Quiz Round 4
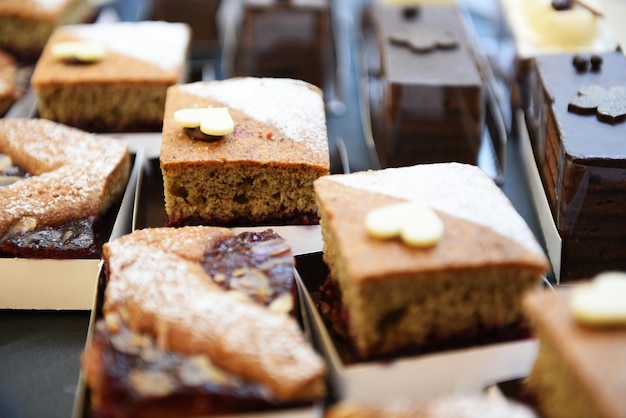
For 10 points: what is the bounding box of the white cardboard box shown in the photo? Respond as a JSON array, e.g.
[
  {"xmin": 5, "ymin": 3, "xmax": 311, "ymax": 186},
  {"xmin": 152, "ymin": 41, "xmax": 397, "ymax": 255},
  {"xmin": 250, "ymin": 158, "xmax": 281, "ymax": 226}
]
[{"xmin": 515, "ymin": 110, "xmax": 563, "ymax": 283}]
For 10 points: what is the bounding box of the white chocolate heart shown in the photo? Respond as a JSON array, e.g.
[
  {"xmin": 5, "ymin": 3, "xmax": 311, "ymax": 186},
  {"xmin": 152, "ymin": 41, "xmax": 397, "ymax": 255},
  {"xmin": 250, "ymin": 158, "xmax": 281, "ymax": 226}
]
[
  {"xmin": 570, "ymin": 271, "xmax": 626, "ymax": 326},
  {"xmin": 365, "ymin": 202, "xmax": 443, "ymax": 247},
  {"xmin": 51, "ymin": 41, "xmax": 107, "ymax": 63},
  {"xmin": 173, "ymin": 107, "xmax": 235, "ymax": 136}
]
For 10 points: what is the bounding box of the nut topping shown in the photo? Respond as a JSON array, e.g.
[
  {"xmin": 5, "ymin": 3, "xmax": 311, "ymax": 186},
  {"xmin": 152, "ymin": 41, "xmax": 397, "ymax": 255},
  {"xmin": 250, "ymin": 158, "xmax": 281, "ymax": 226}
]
[
  {"xmin": 128, "ymin": 370, "xmax": 175, "ymax": 397},
  {"xmin": 268, "ymin": 293, "xmax": 294, "ymax": 314},
  {"xmin": 230, "ymin": 268, "xmax": 272, "ymax": 303},
  {"xmin": 178, "ymin": 356, "xmax": 233, "ymax": 387},
  {"xmin": 5, "ymin": 217, "xmax": 37, "ymax": 238}
]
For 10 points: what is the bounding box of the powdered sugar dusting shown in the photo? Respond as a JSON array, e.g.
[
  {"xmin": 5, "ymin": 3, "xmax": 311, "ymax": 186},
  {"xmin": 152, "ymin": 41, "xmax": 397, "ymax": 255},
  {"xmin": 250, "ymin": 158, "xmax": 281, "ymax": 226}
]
[
  {"xmin": 103, "ymin": 228, "xmax": 326, "ymax": 400},
  {"xmin": 0, "ymin": 119, "xmax": 129, "ymax": 238},
  {"xmin": 178, "ymin": 79, "xmax": 328, "ymax": 157},
  {"xmin": 67, "ymin": 22, "xmax": 190, "ymax": 71},
  {"xmin": 328, "ymin": 163, "xmax": 544, "ymax": 255}
]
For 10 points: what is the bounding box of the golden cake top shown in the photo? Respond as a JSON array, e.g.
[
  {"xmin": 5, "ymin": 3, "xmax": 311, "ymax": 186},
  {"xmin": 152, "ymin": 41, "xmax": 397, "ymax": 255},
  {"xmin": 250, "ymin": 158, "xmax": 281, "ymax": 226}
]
[
  {"xmin": 523, "ymin": 285, "xmax": 626, "ymax": 418},
  {"xmin": 315, "ymin": 163, "xmax": 549, "ymax": 281},
  {"xmin": 161, "ymin": 78, "xmax": 330, "ymax": 169},
  {"xmin": 32, "ymin": 21, "xmax": 191, "ymax": 85}
]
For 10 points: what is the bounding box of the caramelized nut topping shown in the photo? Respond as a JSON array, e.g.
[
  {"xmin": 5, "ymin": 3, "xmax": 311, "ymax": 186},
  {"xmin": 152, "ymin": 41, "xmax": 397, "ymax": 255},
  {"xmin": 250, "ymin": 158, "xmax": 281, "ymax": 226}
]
[
  {"xmin": 5, "ymin": 217, "xmax": 37, "ymax": 238},
  {"xmin": 104, "ymin": 312, "xmax": 121, "ymax": 334},
  {"xmin": 178, "ymin": 356, "xmax": 233, "ymax": 387},
  {"xmin": 128, "ymin": 370, "xmax": 176, "ymax": 397},
  {"xmin": 268, "ymin": 293, "xmax": 294, "ymax": 314}
]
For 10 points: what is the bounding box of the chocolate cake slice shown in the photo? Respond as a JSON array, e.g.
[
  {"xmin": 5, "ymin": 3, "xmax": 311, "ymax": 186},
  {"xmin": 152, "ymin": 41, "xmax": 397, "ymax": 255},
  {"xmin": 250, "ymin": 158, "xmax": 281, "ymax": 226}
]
[
  {"xmin": 232, "ymin": 0, "xmax": 336, "ymax": 91},
  {"xmin": 525, "ymin": 51, "xmax": 626, "ymax": 281},
  {"xmin": 362, "ymin": 2, "xmax": 484, "ymax": 167}
]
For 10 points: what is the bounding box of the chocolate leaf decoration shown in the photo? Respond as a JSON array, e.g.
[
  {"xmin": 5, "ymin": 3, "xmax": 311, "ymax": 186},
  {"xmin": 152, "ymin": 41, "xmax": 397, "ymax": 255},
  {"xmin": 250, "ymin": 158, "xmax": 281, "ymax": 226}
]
[
  {"xmin": 568, "ymin": 84, "xmax": 626, "ymax": 124},
  {"xmin": 389, "ymin": 26, "xmax": 458, "ymax": 53}
]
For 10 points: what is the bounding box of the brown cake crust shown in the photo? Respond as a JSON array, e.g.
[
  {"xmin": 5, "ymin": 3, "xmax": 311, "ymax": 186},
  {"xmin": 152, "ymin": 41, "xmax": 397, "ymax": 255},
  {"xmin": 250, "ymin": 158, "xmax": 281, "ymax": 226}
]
[
  {"xmin": 523, "ymin": 288, "xmax": 626, "ymax": 418},
  {"xmin": 314, "ymin": 163, "xmax": 549, "ymax": 359},
  {"xmin": 0, "ymin": 118, "xmax": 130, "ymax": 244},
  {"xmin": 160, "ymin": 78, "xmax": 330, "ymax": 227},
  {"xmin": 97, "ymin": 226, "xmax": 327, "ymax": 403}
]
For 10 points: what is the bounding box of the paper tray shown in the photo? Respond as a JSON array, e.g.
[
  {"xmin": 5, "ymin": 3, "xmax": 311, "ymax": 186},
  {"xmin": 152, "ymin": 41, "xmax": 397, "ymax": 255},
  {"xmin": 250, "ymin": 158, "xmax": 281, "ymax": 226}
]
[
  {"xmin": 295, "ymin": 252, "xmax": 538, "ymax": 403},
  {"xmin": 514, "ymin": 110, "xmax": 561, "ymax": 284},
  {"xmin": 0, "ymin": 151, "xmax": 142, "ymax": 310}
]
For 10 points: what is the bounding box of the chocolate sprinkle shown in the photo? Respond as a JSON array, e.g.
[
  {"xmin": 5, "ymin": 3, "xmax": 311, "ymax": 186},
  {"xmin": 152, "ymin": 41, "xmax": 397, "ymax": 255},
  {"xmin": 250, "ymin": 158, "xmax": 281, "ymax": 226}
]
[
  {"xmin": 568, "ymin": 84, "xmax": 626, "ymax": 124},
  {"xmin": 572, "ymin": 54, "xmax": 603, "ymax": 72},
  {"xmin": 590, "ymin": 54, "xmax": 603, "ymax": 71},
  {"xmin": 552, "ymin": 0, "xmax": 572, "ymax": 10},
  {"xmin": 402, "ymin": 6, "xmax": 419, "ymax": 20},
  {"xmin": 573, "ymin": 54, "xmax": 589, "ymax": 72}
]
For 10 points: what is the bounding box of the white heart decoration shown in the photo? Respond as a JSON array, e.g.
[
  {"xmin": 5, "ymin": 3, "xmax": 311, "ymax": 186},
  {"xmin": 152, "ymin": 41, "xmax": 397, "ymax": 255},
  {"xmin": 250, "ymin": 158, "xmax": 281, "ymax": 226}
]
[
  {"xmin": 173, "ymin": 107, "xmax": 235, "ymax": 136},
  {"xmin": 51, "ymin": 41, "xmax": 107, "ymax": 62},
  {"xmin": 570, "ymin": 271, "xmax": 626, "ymax": 326},
  {"xmin": 365, "ymin": 202, "xmax": 443, "ymax": 247}
]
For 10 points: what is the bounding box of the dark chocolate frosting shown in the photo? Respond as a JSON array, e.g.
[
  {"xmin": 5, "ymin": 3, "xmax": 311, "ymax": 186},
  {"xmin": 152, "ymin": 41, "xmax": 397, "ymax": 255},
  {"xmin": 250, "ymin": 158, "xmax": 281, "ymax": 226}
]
[
  {"xmin": 536, "ymin": 52, "xmax": 626, "ymax": 164},
  {"xmin": 373, "ymin": 4, "xmax": 482, "ymax": 86}
]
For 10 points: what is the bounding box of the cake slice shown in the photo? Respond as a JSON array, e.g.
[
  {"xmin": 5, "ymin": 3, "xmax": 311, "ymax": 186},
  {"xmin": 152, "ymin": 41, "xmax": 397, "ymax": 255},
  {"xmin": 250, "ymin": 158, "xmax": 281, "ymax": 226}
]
[
  {"xmin": 0, "ymin": 118, "xmax": 130, "ymax": 258},
  {"xmin": 523, "ymin": 272, "xmax": 626, "ymax": 418},
  {"xmin": 362, "ymin": 2, "xmax": 484, "ymax": 167},
  {"xmin": 0, "ymin": 0, "xmax": 93, "ymax": 61},
  {"xmin": 232, "ymin": 0, "xmax": 336, "ymax": 91},
  {"xmin": 82, "ymin": 226, "xmax": 327, "ymax": 417},
  {"xmin": 31, "ymin": 21, "xmax": 191, "ymax": 132},
  {"xmin": 0, "ymin": 49, "xmax": 17, "ymax": 116},
  {"xmin": 314, "ymin": 163, "xmax": 549, "ymax": 360},
  {"xmin": 524, "ymin": 51, "xmax": 626, "ymax": 281},
  {"xmin": 160, "ymin": 78, "xmax": 330, "ymax": 227}
]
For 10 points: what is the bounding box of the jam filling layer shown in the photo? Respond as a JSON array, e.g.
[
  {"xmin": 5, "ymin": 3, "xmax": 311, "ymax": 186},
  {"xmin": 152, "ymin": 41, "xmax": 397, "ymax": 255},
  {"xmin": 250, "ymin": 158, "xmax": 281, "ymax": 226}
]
[
  {"xmin": 318, "ymin": 276, "xmax": 532, "ymax": 364},
  {"xmin": 0, "ymin": 153, "xmax": 122, "ymax": 259}
]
